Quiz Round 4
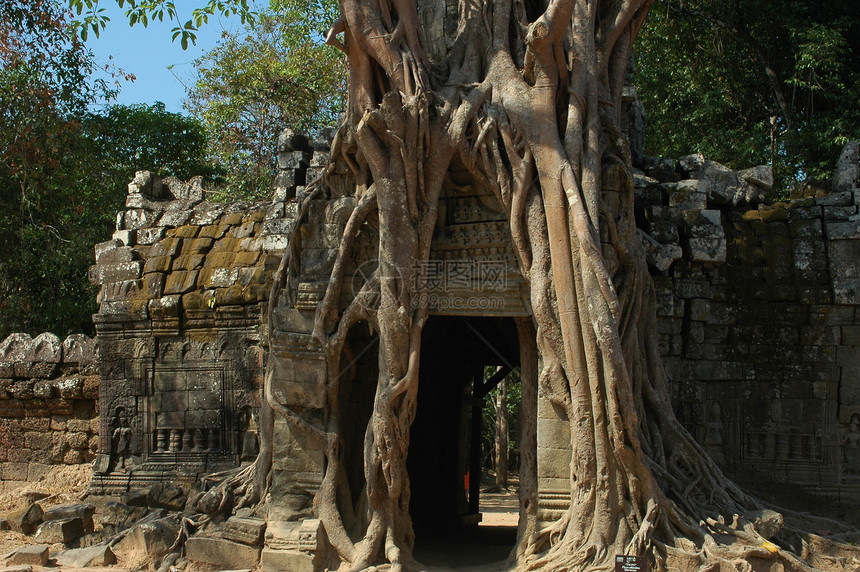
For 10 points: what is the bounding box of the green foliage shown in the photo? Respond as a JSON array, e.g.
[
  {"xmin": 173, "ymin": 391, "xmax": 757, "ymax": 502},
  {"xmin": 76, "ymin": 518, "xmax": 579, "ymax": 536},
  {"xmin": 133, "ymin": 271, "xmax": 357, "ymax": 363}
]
[
  {"xmin": 1, "ymin": 2, "xmax": 215, "ymax": 338},
  {"xmin": 82, "ymin": 102, "xmax": 220, "ymax": 184},
  {"xmin": 634, "ymin": 1, "xmax": 860, "ymax": 192},
  {"xmin": 1, "ymin": 0, "xmax": 110, "ymax": 338},
  {"xmin": 67, "ymin": 0, "xmax": 257, "ymax": 47},
  {"xmin": 184, "ymin": 0, "xmax": 345, "ymax": 199}
]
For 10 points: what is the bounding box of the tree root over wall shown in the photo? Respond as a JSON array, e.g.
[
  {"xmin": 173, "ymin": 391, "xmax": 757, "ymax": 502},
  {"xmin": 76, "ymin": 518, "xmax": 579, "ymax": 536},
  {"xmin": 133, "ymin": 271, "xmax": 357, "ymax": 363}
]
[{"xmin": 197, "ymin": 0, "xmax": 860, "ymax": 570}]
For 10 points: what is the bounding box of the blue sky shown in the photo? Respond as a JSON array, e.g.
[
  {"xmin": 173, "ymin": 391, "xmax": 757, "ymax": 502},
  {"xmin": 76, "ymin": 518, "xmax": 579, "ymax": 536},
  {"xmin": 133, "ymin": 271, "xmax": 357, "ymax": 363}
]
[{"xmin": 86, "ymin": 4, "xmax": 252, "ymax": 113}]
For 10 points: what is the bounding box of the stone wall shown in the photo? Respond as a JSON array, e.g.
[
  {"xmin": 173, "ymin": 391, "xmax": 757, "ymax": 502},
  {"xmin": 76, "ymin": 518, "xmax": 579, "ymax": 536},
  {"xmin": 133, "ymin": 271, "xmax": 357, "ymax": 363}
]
[
  {"xmin": 0, "ymin": 333, "xmax": 99, "ymax": 490},
  {"xmin": 83, "ymin": 133, "xmax": 332, "ymax": 493},
  {"xmin": 634, "ymin": 148, "xmax": 860, "ymax": 515}
]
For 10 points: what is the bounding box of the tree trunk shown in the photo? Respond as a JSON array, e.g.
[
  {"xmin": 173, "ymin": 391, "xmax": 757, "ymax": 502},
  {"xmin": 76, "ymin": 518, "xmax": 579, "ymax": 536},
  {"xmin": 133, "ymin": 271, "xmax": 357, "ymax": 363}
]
[
  {"xmin": 495, "ymin": 378, "xmax": 509, "ymax": 491},
  {"xmin": 207, "ymin": 0, "xmax": 860, "ymax": 570}
]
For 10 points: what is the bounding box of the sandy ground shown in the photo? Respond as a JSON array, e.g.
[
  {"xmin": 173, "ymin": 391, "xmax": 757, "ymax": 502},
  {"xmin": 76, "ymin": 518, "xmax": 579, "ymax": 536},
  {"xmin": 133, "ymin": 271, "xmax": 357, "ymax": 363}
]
[{"xmin": 1, "ymin": 465, "xmax": 94, "ymax": 557}]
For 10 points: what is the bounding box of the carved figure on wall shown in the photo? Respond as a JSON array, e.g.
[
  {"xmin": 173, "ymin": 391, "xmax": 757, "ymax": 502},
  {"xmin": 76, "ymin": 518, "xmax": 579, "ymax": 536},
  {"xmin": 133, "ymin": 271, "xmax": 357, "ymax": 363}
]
[
  {"xmin": 239, "ymin": 408, "xmax": 259, "ymax": 462},
  {"xmin": 110, "ymin": 407, "xmax": 132, "ymax": 471},
  {"xmin": 703, "ymin": 401, "xmax": 726, "ymax": 466},
  {"xmin": 843, "ymin": 414, "xmax": 860, "ymax": 476}
]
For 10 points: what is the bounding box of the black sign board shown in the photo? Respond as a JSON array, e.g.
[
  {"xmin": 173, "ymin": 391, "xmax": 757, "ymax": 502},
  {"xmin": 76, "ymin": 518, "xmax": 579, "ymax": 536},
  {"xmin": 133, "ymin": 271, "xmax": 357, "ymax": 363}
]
[{"xmin": 615, "ymin": 555, "xmax": 648, "ymax": 572}]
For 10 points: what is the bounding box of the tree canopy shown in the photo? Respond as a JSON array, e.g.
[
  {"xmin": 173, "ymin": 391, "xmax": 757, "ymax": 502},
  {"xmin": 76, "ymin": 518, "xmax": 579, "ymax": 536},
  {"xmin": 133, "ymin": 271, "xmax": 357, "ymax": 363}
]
[
  {"xmin": 634, "ymin": 0, "xmax": 860, "ymax": 190},
  {"xmin": 184, "ymin": 0, "xmax": 345, "ymax": 198},
  {"xmin": 0, "ymin": 1, "xmax": 214, "ymax": 338}
]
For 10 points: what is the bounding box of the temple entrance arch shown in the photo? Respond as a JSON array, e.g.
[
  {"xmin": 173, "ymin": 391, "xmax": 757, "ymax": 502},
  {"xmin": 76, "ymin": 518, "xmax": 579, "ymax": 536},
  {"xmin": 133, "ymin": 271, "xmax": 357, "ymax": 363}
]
[{"xmin": 406, "ymin": 314, "xmax": 538, "ymax": 565}]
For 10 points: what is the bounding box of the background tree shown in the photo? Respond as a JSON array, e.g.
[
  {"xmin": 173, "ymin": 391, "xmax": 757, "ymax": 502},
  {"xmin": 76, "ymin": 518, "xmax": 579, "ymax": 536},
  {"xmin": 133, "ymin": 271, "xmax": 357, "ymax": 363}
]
[
  {"xmin": 0, "ymin": 0, "xmax": 114, "ymax": 338},
  {"xmin": 184, "ymin": 0, "xmax": 345, "ymax": 198},
  {"xmin": 634, "ymin": 0, "xmax": 860, "ymax": 190},
  {"xmin": 482, "ymin": 367, "xmax": 522, "ymax": 491},
  {"xmin": 0, "ymin": 1, "xmax": 214, "ymax": 338}
]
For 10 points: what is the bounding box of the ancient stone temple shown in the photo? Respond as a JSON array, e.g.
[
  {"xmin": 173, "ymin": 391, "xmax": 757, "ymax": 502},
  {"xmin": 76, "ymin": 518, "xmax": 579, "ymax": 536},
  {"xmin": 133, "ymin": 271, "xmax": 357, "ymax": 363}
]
[{"xmin": 68, "ymin": 130, "xmax": 860, "ymax": 568}]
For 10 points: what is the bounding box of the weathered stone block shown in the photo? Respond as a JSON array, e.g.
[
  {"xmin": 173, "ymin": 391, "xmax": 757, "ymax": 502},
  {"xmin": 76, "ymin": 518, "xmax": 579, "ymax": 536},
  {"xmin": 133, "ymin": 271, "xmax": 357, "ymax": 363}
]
[
  {"xmin": 233, "ymin": 251, "xmax": 262, "ymax": 267},
  {"xmin": 220, "ymin": 516, "xmax": 266, "ymax": 546},
  {"xmin": 818, "ymin": 189, "xmax": 855, "ymax": 207},
  {"xmin": 198, "ymin": 224, "xmax": 228, "ymax": 239},
  {"xmin": 263, "ymin": 219, "xmax": 293, "ymax": 235},
  {"xmin": 112, "ymin": 229, "xmax": 136, "ymax": 246},
  {"xmin": 98, "ymin": 280, "xmax": 141, "ymax": 303},
  {"xmin": 99, "ymin": 246, "xmax": 139, "ymax": 267},
  {"xmin": 824, "ymin": 205, "xmax": 858, "ymax": 221},
  {"xmin": 262, "ymin": 234, "xmax": 289, "ymax": 250},
  {"xmin": 5, "ymin": 545, "xmax": 49, "ymax": 567},
  {"xmin": 89, "ymin": 261, "xmax": 143, "ymax": 285},
  {"xmin": 202, "ymin": 267, "xmax": 239, "ymax": 288},
  {"xmin": 124, "ymin": 208, "xmax": 158, "ymax": 231},
  {"xmin": 185, "ymin": 409, "xmax": 220, "ymax": 427},
  {"xmin": 34, "ymin": 517, "xmax": 85, "ymax": 544},
  {"xmin": 173, "ymin": 224, "xmax": 200, "ymax": 238},
  {"xmin": 842, "ymin": 326, "xmax": 860, "ymax": 347},
  {"xmin": 832, "ymin": 141, "xmax": 859, "ymax": 192},
  {"xmin": 203, "ymin": 252, "xmax": 235, "ymax": 268},
  {"xmin": 171, "ymin": 254, "xmax": 205, "ymax": 271},
  {"xmin": 260, "ymin": 548, "xmax": 316, "ymax": 572},
  {"xmin": 163, "ymin": 270, "xmax": 200, "ymax": 295},
  {"xmin": 142, "ymin": 273, "xmax": 165, "ymax": 298},
  {"xmin": 7, "ymin": 503, "xmax": 43, "ymax": 534},
  {"xmin": 738, "ymin": 165, "xmax": 773, "ymax": 191},
  {"xmin": 278, "ymin": 150, "xmax": 310, "ymax": 170},
  {"xmin": 112, "ymin": 515, "xmax": 179, "ymax": 565},
  {"xmin": 230, "ymin": 220, "xmax": 258, "ymax": 239},
  {"xmin": 158, "ymin": 205, "xmax": 193, "ymax": 227},
  {"xmin": 94, "ymin": 238, "xmax": 123, "ymax": 262},
  {"xmin": 54, "ymin": 544, "xmax": 116, "ymax": 567},
  {"xmin": 147, "ymin": 483, "xmax": 186, "ymax": 511},
  {"xmin": 688, "ymin": 237, "xmax": 726, "ymax": 263},
  {"xmin": 136, "ymin": 226, "xmax": 166, "ymax": 245},
  {"xmin": 149, "ymin": 237, "xmax": 183, "ymax": 258},
  {"xmin": 191, "ymin": 204, "xmax": 225, "ymax": 226},
  {"xmin": 826, "ymin": 220, "xmax": 860, "ymax": 240},
  {"xmin": 186, "ymin": 536, "xmax": 261, "ymax": 569}
]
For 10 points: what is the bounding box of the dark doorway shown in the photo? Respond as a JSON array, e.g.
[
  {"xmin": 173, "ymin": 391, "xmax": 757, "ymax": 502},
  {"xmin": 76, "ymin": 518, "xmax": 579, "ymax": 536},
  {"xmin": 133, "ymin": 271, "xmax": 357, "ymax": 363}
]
[{"xmin": 408, "ymin": 315, "xmax": 521, "ymax": 563}]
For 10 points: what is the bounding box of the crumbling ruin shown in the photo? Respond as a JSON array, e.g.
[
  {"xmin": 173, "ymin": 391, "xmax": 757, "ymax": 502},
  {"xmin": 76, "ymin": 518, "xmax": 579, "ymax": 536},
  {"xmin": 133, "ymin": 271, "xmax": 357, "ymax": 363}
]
[{"xmin": 2, "ymin": 128, "xmax": 857, "ymax": 569}]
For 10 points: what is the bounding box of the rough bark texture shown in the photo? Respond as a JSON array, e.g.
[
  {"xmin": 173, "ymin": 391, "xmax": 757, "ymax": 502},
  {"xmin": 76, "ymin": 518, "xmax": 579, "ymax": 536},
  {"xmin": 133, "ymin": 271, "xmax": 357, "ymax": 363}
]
[{"xmin": 205, "ymin": 0, "xmax": 860, "ymax": 570}]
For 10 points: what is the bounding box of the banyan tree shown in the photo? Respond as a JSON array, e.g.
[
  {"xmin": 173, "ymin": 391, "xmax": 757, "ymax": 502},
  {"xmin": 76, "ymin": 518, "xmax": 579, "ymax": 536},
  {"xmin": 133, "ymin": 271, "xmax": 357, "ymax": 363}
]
[{"xmin": 206, "ymin": 0, "xmax": 860, "ymax": 570}]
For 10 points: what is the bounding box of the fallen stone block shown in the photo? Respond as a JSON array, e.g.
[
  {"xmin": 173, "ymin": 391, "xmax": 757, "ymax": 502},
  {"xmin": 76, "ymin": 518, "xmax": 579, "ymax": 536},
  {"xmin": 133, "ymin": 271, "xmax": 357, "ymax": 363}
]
[
  {"xmin": 1, "ymin": 565, "xmax": 33, "ymax": 572},
  {"xmin": 99, "ymin": 502, "xmax": 147, "ymax": 531},
  {"xmin": 5, "ymin": 545, "xmax": 48, "ymax": 567},
  {"xmin": 185, "ymin": 536, "xmax": 261, "ymax": 569},
  {"xmin": 146, "ymin": 483, "xmax": 187, "ymax": 511},
  {"xmin": 220, "ymin": 516, "xmax": 266, "ymax": 546},
  {"xmin": 738, "ymin": 165, "xmax": 774, "ymax": 191},
  {"xmin": 7, "ymin": 504, "xmax": 43, "ymax": 535},
  {"xmin": 54, "ymin": 544, "xmax": 116, "ymax": 567},
  {"xmin": 34, "ymin": 517, "xmax": 85, "ymax": 544},
  {"xmin": 112, "ymin": 515, "xmax": 180, "ymax": 567},
  {"xmin": 122, "ymin": 489, "xmax": 150, "ymax": 507},
  {"xmin": 42, "ymin": 503, "xmax": 95, "ymax": 533}
]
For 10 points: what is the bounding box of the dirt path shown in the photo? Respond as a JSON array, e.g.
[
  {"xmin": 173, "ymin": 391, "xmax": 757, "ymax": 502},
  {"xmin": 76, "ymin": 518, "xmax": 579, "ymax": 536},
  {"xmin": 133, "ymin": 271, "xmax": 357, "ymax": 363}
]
[{"xmin": 411, "ymin": 489, "xmax": 520, "ymax": 571}]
